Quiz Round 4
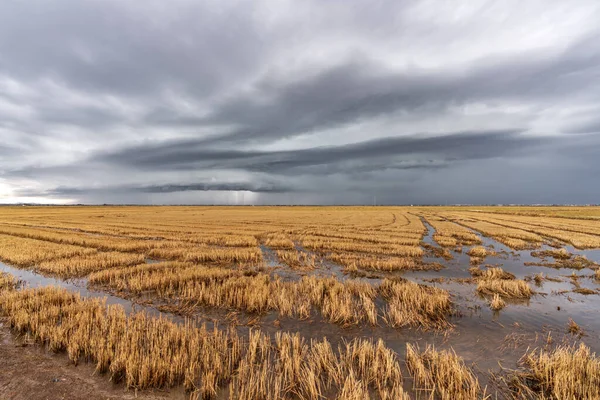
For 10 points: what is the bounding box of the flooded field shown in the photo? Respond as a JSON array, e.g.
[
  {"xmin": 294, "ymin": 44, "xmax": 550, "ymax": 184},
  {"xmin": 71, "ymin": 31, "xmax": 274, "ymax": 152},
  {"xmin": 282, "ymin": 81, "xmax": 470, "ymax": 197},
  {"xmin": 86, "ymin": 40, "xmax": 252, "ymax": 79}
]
[{"xmin": 0, "ymin": 205, "xmax": 599, "ymax": 399}]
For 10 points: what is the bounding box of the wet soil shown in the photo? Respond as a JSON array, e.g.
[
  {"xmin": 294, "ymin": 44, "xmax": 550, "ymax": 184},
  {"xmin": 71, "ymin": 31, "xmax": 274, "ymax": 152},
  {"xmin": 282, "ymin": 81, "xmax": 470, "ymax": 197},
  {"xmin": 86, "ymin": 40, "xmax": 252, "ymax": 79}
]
[
  {"xmin": 1, "ymin": 219, "xmax": 600, "ymax": 398},
  {"xmin": 0, "ymin": 321, "xmax": 181, "ymax": 400}
]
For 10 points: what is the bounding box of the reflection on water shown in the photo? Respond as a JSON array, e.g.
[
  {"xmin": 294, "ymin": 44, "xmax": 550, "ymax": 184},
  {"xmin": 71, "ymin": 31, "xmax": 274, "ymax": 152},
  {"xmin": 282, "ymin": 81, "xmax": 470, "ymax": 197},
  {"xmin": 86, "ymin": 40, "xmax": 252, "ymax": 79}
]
[
  {"xmin": 260, "ymin": 243, "xmax": 349, "ymax": 281},
  {"xmin": 1, "ymin": 220, "xmax": 600, "ymax": 394},
  {"xmin": 566, "ymin": 245, "xmax": 600, "ymax": 263},
  {"xmin": 0, "ymin": 261, "xmax": 183, "ymax": 323},
  {"xmin": 402, "ymin": 218, "xmax": 600, "ymax": 367}
]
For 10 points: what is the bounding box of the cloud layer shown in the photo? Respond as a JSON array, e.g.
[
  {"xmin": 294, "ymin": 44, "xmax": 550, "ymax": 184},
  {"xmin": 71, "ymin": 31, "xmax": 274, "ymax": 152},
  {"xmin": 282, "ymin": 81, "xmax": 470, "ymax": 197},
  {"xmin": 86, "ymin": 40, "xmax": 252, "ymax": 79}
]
[{"xmin": 1, "ymin": 0, "xmax": 600, "ymax": 204}]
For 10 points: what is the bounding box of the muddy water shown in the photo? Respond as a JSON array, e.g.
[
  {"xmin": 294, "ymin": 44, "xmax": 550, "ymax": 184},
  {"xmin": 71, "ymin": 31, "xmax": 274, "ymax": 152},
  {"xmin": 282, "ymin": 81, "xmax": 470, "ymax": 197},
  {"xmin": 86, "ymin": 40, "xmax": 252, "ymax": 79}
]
[
  {"xmin": 255, "ymin": 219, "xmax": 600, "ymax": 372},
  {"xmin": 0, "ymin": 262, "xmax": 187, "ymax": 324},
  {"xmin": 251, "ymin": 219, "xmax": 600, "ymax": 389},
  {"xmin": 565, "ymin": 245, "xmax": 600, "ymax": 263},
  {"xmin": 259, "ymin": 244, "xmax": 305, "ymax": 281},
  {"xmin": 2, "ymin": 222, "xmax": 600, "ymax": 396},
  {"xmin": 402, "ymin": 218, "xmax": 600, "ymax": 372},
  {"xmin": 260, "ymin": 243, "xmax": 348, "ymax": 281}
]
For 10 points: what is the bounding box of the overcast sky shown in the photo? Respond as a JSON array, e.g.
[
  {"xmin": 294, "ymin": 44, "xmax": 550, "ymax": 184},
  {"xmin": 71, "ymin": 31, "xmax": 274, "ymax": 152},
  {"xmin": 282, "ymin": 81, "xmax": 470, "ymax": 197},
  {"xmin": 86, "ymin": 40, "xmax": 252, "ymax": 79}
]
[{"xmin": 1, "ymin": 1, "xmax": 599, "ymax": 205}]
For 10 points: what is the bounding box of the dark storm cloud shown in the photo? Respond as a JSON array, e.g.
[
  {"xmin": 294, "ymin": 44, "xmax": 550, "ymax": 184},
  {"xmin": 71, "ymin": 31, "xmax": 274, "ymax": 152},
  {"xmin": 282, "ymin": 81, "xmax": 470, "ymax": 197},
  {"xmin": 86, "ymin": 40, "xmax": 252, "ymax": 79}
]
[
  {"xmin": 141, "ymin": 35, "xmax": 600, "ymax": 146},
  {"xmin": 137, "ymin": 182, "xmax": 293, "ymax": 194},
  {"xmin": 93, "ymin": 129, "xmax": 535, "ymax": 174},
  {"xmin": 1, "ymin": 0, "xmax": 600, "ymax": 204},
  {"xmin": 8, "ymin": 132, "xmax": 600, "ymax": 204},
  {"xmin": 15, "ymin": 181, "xmax": 293, "ymax": 198}
]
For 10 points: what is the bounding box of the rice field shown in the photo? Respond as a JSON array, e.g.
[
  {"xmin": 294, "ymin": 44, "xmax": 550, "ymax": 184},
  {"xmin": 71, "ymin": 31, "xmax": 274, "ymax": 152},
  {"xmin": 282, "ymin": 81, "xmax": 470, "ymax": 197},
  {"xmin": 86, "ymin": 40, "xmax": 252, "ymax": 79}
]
[{"xmin": 0, "ymin": 205, "xmax": 600, "ymax": 398}]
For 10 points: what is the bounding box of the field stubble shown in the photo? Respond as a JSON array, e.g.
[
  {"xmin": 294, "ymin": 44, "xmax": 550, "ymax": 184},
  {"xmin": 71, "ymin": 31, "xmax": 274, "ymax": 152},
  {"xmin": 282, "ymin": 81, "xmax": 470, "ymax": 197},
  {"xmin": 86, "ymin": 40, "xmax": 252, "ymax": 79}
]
[{"xmin": 0, "ymin": 206, "xmax": 599, "ymax": 399}]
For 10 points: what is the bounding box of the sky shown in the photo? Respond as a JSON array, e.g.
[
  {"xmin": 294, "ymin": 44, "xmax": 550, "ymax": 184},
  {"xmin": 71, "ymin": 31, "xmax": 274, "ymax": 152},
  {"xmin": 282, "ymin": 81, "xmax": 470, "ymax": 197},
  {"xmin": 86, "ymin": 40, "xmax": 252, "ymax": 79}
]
[{"xmin": 1, "ymin": 0, "xmax": 600, "ymax": 205}]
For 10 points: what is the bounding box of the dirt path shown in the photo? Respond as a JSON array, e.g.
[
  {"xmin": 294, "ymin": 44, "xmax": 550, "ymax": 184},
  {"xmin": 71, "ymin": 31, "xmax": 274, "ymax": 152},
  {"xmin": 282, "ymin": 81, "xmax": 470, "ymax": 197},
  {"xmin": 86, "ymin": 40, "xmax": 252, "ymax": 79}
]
[{"xmin": 0, "ymin": 322, "xmax": 182, "ymax": 400}]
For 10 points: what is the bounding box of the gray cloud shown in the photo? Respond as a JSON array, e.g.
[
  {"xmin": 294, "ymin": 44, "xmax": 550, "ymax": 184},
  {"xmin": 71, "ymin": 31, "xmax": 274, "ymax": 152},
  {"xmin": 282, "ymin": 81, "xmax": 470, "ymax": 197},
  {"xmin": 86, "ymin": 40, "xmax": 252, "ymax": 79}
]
[
  {"xmin": 15, "ymin": 181, "xmax": 293, "ymax": 198},
  {"xmin": 1, "ymin": 0, "xmax": 600, "ymax": 204},
  {"xmin": 563, "ymin": 118, "xmax": 600, "ymax": 135},
  {"xmin": 0, "ymin": 1, "xmax": 266, "ymax": 98},
  {"xmin": 142, "ymin": 36, "xmax": 600, "ymax": 146},
  {"xmin": 93, "ymin": 129, "xmax": 535, "ymax": 174}
]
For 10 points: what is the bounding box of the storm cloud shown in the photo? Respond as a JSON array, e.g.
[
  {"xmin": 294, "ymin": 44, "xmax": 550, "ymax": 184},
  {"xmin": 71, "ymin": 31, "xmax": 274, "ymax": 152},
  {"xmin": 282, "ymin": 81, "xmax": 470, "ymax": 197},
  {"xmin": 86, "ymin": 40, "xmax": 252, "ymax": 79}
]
[{"xmin": 1, "ymin": 0, "xmax": 599, "ymax": 204}]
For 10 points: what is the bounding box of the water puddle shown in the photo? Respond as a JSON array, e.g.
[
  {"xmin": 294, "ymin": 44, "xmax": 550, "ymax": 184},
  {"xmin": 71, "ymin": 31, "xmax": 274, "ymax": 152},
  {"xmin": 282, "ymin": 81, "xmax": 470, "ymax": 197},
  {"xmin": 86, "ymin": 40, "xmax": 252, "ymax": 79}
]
[
  {"xmin": 0, "ymin": 261, "xmax": 184, "ymax": 323},
  {"xmin": 565, "ymin": 245, "xmax": 600, "ymax": 263},
  {"xmin": 419, "ymin": 217, "xmax": 438, "ymax": 247},
  {"xmin": 1, "ymin": 224, "xmax": 600, "ymax": 394},
  {"xmin": 260, "ymin": 243, "xmax": 350, "ymax": 282},
  {"xmin": 259, "ymin": 244, "xmax": 305, "ymax": 281},
  {"xmin": 406, "ymin": 217, "xmax": 472, "ymax": 279},
  {"xmin": 402, "ymin": 216, "xmax": 600, "ymax": 362}
]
